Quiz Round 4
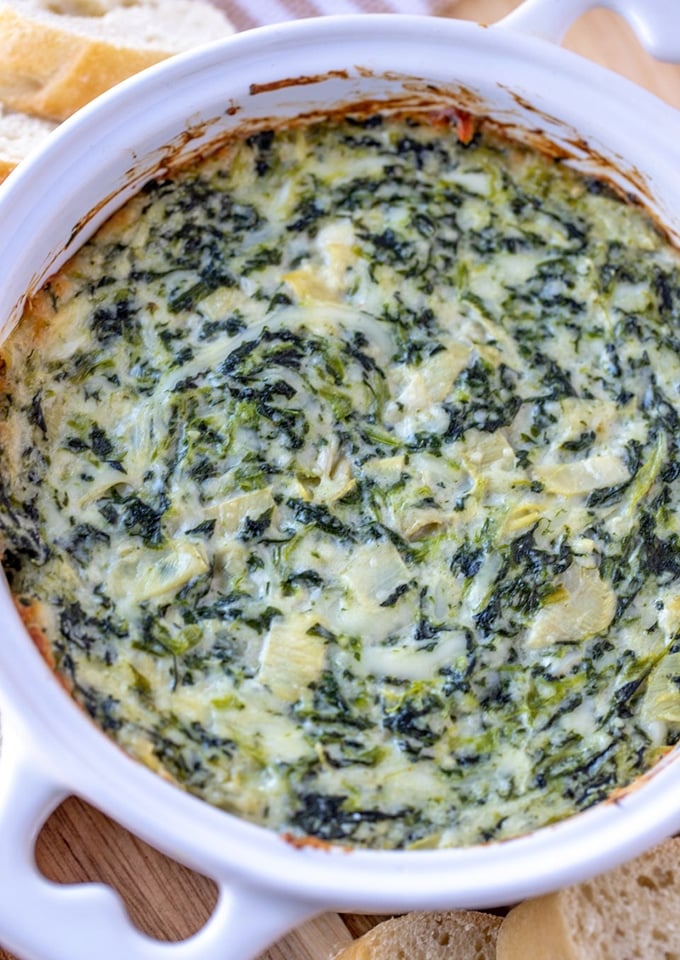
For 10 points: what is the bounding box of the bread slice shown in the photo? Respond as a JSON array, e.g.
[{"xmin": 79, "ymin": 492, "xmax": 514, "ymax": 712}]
[
  {"xmin": 497, "ymin": 836, "xmax": 680, "ymax": 960},
  {"xmin": 0, "ymin": 103, "xmax": 56, "ymax": 182},
  {"xmin": 334, "ymin": 911, "xmax": 503, "ymax": 960},
  {"xmin": 0, "ymin": 0, "xmax": 234, "ymax": 122}
]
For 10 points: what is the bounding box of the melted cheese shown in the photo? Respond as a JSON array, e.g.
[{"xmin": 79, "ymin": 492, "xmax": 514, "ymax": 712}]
[{"xmin": 1, "ymin": 114, "xmax": 680, "ymax": 849}]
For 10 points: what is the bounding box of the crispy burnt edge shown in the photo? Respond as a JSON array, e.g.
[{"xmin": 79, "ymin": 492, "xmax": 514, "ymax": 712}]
[
  {"xmin": 14, "ymin": 595, "xmax": 60, "ymax": 670},
  {"xmin": 281, "ymin": 831, "xmax": 344, "ymax": 853}
]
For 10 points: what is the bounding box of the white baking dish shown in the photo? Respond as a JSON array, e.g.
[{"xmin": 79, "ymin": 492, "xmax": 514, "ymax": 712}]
[{"xmin": 0, "ymin": 1, "xmax": 679, "ymax": 958}]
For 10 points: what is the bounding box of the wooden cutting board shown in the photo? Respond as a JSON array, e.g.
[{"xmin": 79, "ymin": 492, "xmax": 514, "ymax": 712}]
[{"xmin": 1, "ymin": 3, "xmax": 679, "ymax": 959}]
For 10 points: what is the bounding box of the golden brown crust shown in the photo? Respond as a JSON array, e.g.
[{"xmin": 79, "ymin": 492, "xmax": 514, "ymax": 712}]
[
  {"xmin": 496, "ymin": 894, "xmax": 576, "ymax": 960},
  {"xmin": 497, "ymin": 838, "xmax": 680, "ymax": 960},
  {"xmin": 0, "ymin": 158, "xmax": 17, "ymax": 182},
  {"xmin": 0, "ymin": 6, "xmax": 166, "ymax": 121},
  {"xmin": 0, "ymin": 2, "xmax": 233, "ymax": 123},
  {"xmin": 281, "ymin": 832, "xmax": 339, "ymax": 853},
  {"xmin": 14, "ymin": 596, "xmax": 55, "ymax": 666},
  {"xmin": 334, "ymin": 911, "xmax": 503, "ymax": 960},
  {"xmin": 14, "ymin": 596, "xmax": 80, "ymax": 699}
]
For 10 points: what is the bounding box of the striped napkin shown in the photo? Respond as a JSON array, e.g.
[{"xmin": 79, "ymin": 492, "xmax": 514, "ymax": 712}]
[{"xmin": 212, "ymin": 0, "xmax": 462, "ymax": 31}]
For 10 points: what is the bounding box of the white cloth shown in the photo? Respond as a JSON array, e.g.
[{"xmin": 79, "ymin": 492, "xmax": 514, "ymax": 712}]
[{"xmin": 212, "ymin": 0, "xmax": 461, "ymax": 31}]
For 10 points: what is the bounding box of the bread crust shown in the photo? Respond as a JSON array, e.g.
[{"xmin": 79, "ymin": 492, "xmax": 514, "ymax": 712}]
[
  {"xmin": 0, "ymin": 6, "xmax": 168, "ymax": 121},
  {"xmin": 497, "ymin": 838, "xmax": 680, "ymax": 960},
  {"xmin": 0, "ymin": 2, "xmax": 233, "ymax": 122},
  {"xmin": 0, "ymin": 158, "xmax": 16, "ymax": 182},
  {"xmin": 496, "ymin": 894, "xmax": 577, "ymax": 960},
  {"xmin": 334, "ymin": 911, "xmax": 503, "ymax": 960}
]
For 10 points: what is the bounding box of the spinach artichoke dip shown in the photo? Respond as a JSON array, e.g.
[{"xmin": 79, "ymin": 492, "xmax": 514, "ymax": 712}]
[{"xmin": 2, "ymin": 111, "xmax": 680, "ymax": 850}]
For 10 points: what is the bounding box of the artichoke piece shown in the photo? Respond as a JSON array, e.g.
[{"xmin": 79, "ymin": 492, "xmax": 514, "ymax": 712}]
[
  {"xmin": 341, "ymin": 541, "xmax": 411, "ymax": 608},
  {"xmin": 257, "ymin": 612, "xmax": 327, "ymax": 702},
  {"xmin": 501, "ymin": 502, "xmax": 545, "ymax": 537},
  {"xmin": 553, "ymin": 397, "xmax": 620, "ymax": 445},
  {"xmin": 611, "ymin": 280, "xmax": 652, "ymax": 313},
  {"xmin": 425, "ymin": 343, "xmax": 473, "ymax": 403},
  {"xmin": 74, "ymin": 465, "xmax": 135, "ymax": 508},
  {"xmin": 316, "ymin": 219, "xmax": 358, "ymax": 289},
  {"xmin": 526, "ymin": 562, "xmax": 616, "ymax": 648},
  {"xmin": 459, "ymin": 429, "xmax": 523, "ymax": 499},
  {"xmin": 283, "ymin": 268, "xmax": 340, "ymax": 304},
  {"xmin": 295, "ymin": 435, "xmax": 356, "ymax": 504},
  {"xmin": 628, "ymin": 432, "xmax": 667, "ymax": 510},
  {"xmin": 459, "ymin": 429, "xmax": 515, "ymax": 474},
  {"xmin": 533, "ymin": 454, "xmax": 630, "ymax": 495},
  {"xmin": 197, "ymin": 284, "xmax": 239, "ymax": 321},
  {"xmin": 402, "ymin": 508, "xmax": 448, "ymax": 542},
  {"xmin": 447, "ymin": 168, "xmax": 492, "ymax": 196},
  {"xmin": 361, "ymin": 454, "xmax": 407, "ymax": 487},
  {"xmin": 659, "ymin": 596, "xmax": 680, "ymax": 639},
  {"xmin": 108, "ymin": 541, "xmax": 209, "ymax": 603},
  {"xmin": 213, "ymin": 488, "xmax": 275, "ymax": 536},
  {"xmin": 286, "ymin": 537, "xmax": 415, "ymax": 644},
  {"xmin": 407, "ymin": 834, "xmax": 443, "ymax": 851},
  {"xmin": 394, "ymin": 341, "xmax": 471, "ymax": 412},
  {"xmin": 641, "ymin": 653, "xmax": 680, "ymax": 723},
  {"xmin": 284, "ymin": 223, "xmax": 357, "ymax": 302}
]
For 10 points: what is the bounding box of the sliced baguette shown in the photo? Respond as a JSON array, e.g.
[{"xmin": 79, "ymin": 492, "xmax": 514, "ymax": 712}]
[
  {"xmin": 334, "ymin": 911, "xmax": 502, "ymax": 960},
  {"xmin": 497, "ymin": 837, "xmax": 680, "ymax": 960},
  {"xmin": 0, "ymin": 0, "xmax": 234, "ymax": 122},
  {"xmin": 0, "ymin": 104, "xmax": 56, "ymax": 182}
]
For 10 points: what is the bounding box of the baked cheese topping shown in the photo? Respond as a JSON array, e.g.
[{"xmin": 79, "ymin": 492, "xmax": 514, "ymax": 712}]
[{"xmin": 2, "ymin": 114, "xmax": 680, "ymax": 849}]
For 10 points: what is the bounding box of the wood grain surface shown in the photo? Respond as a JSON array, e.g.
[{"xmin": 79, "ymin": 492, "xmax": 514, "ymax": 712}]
[{"xmin": 1, "ymin": 2, "xmax": 679, "ymax": 959}]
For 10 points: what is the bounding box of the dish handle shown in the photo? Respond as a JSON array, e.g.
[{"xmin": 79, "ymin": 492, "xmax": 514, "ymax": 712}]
[
  {"xmin": 0, "ymin": 722, "xmax": 317, "ymax": 960},
  {"xmin": 497, "ymin": 0, "xmax": 680, "ymax": 63}
]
